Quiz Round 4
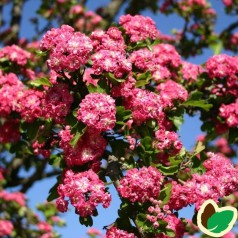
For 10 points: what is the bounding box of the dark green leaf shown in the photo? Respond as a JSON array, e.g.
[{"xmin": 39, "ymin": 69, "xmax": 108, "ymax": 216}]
[
  {"xmin": 183, "ymin": 91, "xmax": 212, "ymax": 111},
  {"xmin": 79, "ymin": 216, "xmax": 93, "ymax": 227}
]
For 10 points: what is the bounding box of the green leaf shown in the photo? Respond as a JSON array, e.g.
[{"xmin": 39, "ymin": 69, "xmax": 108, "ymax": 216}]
[
  {"xmin": 136, "ymin": 80, "xmax": 150, "ymax": 87},
  {"xmin": 116, "ymin": 106, "xmax": 132, "ymax": 123},
  {"xmin": 207, "ymin": 210, "xmax": 235, "ymax": 233},
  {"xmin": 157, "ymin": 164, "xmax": 179, "ymax": 175},
  {"xmin": 30, "ymin": 77, "xmax": 52, "ymax": 87},
  {"xmin": 87, "ymin": 82, "xmax": 106, "ymax": 93},
  {"xmin": 47, "ymin": 183, "xmax": 59, "ymax": 202},
  {"xmin": 70, "ymin": 130, "xmax": 85, "ymax": 148},
  {"xmin": 140, "ymin": 136, "xmax": 152, "ymax": 151},
  {"xmin": 106, "ymin": 72, "xmax": 126, "ymax": 85},
  {"xmin": 158, "ymin": 183, "xmax": 172, "ymax": 206},
  {"xmin": 192, "ymin": 141, "xmax": 205, "ymax": 157},
  {"xmin": 183, "ymin": 91, "xmax": 212, "ymax": 111},
  {"xmin": 210, "ymin": 41, "xmax": 223, "ymax": 55}
]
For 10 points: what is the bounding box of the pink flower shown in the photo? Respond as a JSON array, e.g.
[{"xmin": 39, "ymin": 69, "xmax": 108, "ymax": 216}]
[
  {"xmin": 0, "ymin": 45, "xmax": 31, "ymax": 66},
  {"xmin": 106, "ymin": 226, "xmax": 135, "ymax": 238},
  {"xmin": 0, "ymin": 220, "xmax": 13, "ymax": 236},
  {"xmin": 37, "ymin": 221, "xmax": 52, "ymax": 232},
  {"xmin": 56, "ymin": 169, "xmax": 111, "ymax": 217},
  {"xmin": 40, "ymin": 25, "xmax": 92, "ymax": 71},
  {"xmin": 157, "ymin": 80, "xmax": 188, "ymax": 107},
  {"xmin": 77, "ymin": 93, "xmax": 116, "ymax": 132},
  {"xmin": 118, "ymin": 166, "xmax": 164, "ymax": 203},
  {"xmin": 0, "ymin": 190, "xmax": 26, "ymax": 206},
  {"xmin": 41, "ymin": 83, "xmax": 73, "ymax": 123},
  {"xmin": 119, "ymin": 14, "xmax": 159, "ymax": 42},
  {"xmin": 87, "ymin": 228, "xmax": 102, "ymax": 236},
  {"xmin": 219, "ymin": 99, "xmax": 238, "ymax": 127}
]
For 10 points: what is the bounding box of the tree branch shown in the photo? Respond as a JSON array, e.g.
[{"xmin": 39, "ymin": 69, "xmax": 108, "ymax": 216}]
[
  {"xmin": 220, "ymin": 21, "xmax": 238, "ymax": 39},
  {"xmin": 9, "ymin": 0, "xmax": 24, "ymax": 44}
]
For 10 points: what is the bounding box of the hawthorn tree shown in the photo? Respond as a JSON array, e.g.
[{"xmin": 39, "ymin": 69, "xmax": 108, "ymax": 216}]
[{"xmin": 0, "ymin": 0, "xmax": 238, "ymax": 237}]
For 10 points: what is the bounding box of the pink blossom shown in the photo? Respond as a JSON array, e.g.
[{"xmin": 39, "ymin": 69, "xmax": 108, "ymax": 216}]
[
  {"xmin": 106, "ymin": 226, "xmax": 135, "ymax": 238},
  {"xmin": 157, "ymin": 80, "xmax": 188, "ymax": 107},
  {"xmin": 0, "ymin": 45, "xmax": 31, "ymax": 66},
  {"xmin": 77, "ymin": 93, "xmax": 116, "ymax": 132},
  {"xmin": 91, "ymin": 50, "xmax": 131, "ymax": 78},
  {"xmin": 155, "ymin": 130, "xmax": 183, "ymax": 155},
  {"xmin": 0, "ymin": 220, "xmax": 13, "ymax": 236},
  {"xmin": 219, "ymin": 99, "xmax": 238, "ymax": 127},
  {"xmin": 119, "ymin": 14, "xmax": 159, "ymax": 42},
  {"xmin": 37, "ymin": 221, "xmax": 52, "ymax": 232},
  {"xmin": 40, "ymin": 25, "xmax": 92, "ymax": 71},
  {"xmin": 16, "ymin": 89, "xmax": 43, "ymax": 122},
  {"xmin": 118, "ymin": 166, "xmax": 164, "ymax": 203},
  {"xmin": 56, "ymin": 169, "xmax": 111, "ymax": 217},
  {"xmin": 87, "ymin": 228, "xmax": 102, "ymax": 236},
  {"xmin": 181, "ymin": 61, "xmax": 203, "ymax": 82},
  {"xmin": 0, "ymin": 190, "xmax": 26, "ymax": 206},
  {"xmin": 42, "ymin": 83, "xmax": 73, "ymax": 123}
]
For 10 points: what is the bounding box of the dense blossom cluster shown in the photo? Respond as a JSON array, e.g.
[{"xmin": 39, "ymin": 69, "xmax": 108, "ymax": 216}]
[
  {"xmin": 129, "ymin": 44, "xmax": 181, "ymax": 81},
  {"xmin": 59, "ymin": 127, "xmax": 107, "ymax": 166},
  {"xmin": 118, "ymin": 166, "xmax": 164, "ymax": 203},
  {"xmin": 0, "ymin": 220, "xmax": 13, "ymax": 236},
  {"xmin": 42, "ymin": 83, "xmax": 73, "ymax": 123},
  {"xmin": 219, "ymin": 99, "xmax": 238, "ymax": 127},
  {"xmin": 0, "ymin": 190, "xmax": 26, "ymax": 206},
  {"xmin": 77, "ymin": 93, "xmax": 116, "ymax": 132},
  {"xmin": 40, "ymin": 25, "xmax": 93, "ymax": 71},
  {"xmin": 119, "ymin": 14, "xmax": 159, "ymax": 42},
  {"xmin": 56, "ymin": 169, "xmax": 111, "ymax": 217},
  {"xmin": 154, "ymin": 130, "xmax": 183, "ymax": 155},
  {"xmin": 106, "ymin": 226, "xmax": 135, "ymax": 238},
  {"xmin": 0, "ymin": 45, "xmax": 31, "ymax": 66},
  {"xmin": 1, "ymin": 4, "xmax": 238, "ymax": 237},
  {"xmin": 168, "ymin": 153, "xmax": 238, "ymax": 210},
  {"xmin": 0, "ymin": 72, "xmax": 23, "ymax": 116},
  {"xmin": 156, "ymin": 80, "xmax": 188, "ymax": 107}
]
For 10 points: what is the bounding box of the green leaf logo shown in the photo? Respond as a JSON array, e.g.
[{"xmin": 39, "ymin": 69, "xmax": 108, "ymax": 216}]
[{"xmin": 197, "ymin": 199, "xmax": 237, "ymax": 237}]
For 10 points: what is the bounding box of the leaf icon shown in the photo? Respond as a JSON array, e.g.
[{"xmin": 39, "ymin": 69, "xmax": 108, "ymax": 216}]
[
  {"xmin": 207, "ymin": 210, "xmax": 235, "ymax": 233},
  {"xmin": 197, "ymin": 199, "xmax": 238, "ymax": 237}
]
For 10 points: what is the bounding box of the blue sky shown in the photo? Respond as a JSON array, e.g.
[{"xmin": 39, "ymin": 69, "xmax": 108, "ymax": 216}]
[{"xmin": 1, "ymin": 0, "xmax": 237, "ymax": 237}]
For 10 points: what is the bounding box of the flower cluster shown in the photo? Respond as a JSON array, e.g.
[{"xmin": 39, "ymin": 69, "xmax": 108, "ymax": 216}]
[
  {"xmin": 42, "ymin": 83, "xmax": 73, "ymax": 123},
  {"xmin": 168, "ymin": 153, "xmax": 238, "ymax": 210},
  {"xmin": 106, "ymin": 226, "xmax": 135, "ymax": 238},
  {"xmin": 69, "ymin": 5, "xmax": 102, "ymax": 32},
  {"xmin": 77, "ymin": 93, "xmax": 116, "ymax": 132},
  {"xmin": 40, "ymin": 25, "xmax": 93, "ymax": 71},
  {"xmin": 0, "ymin": 45, "xmax": 31, "ymax": 66},
  {"xmin": 56, "ymin": 169, "xmax": 111, "ymax": 217},
  {"xmin": 118, "ymin": 166, "xmax": 164, "ymax": 203},
  {"xmin": 154, "ymin": 130, "xmax": 183, "ymax": 155},
  {"xmin": 0, "ymin": 220, "xmax": 13, "ymax": 236},
  {"xmin": 0, "ymin": 190, "xmax": 26, "ymax": 206},
  {"xmin": 219, "ymin": 99, "xmax": 238, "ymax": 127},
  {"xmin": 59, "ymin": 127, "xmax": 107, "ymax": 166},
  {"xmin": 0, "ymin": 72, "xmax": 23, "ymax": 116},
  {"xmin": 157, "ymin": 80, "xmax": 188, "ymax": 107},
  {"xmin": 130, "ymin": 44, "xmax": 181, "ymax": 81},
  {"xmin": 16, "ymin": 89, "xmax": 43, "ymax": 122},
  {"xmin": 119, "ymin": 14, "xmax": 159, "ymax": 42}
]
